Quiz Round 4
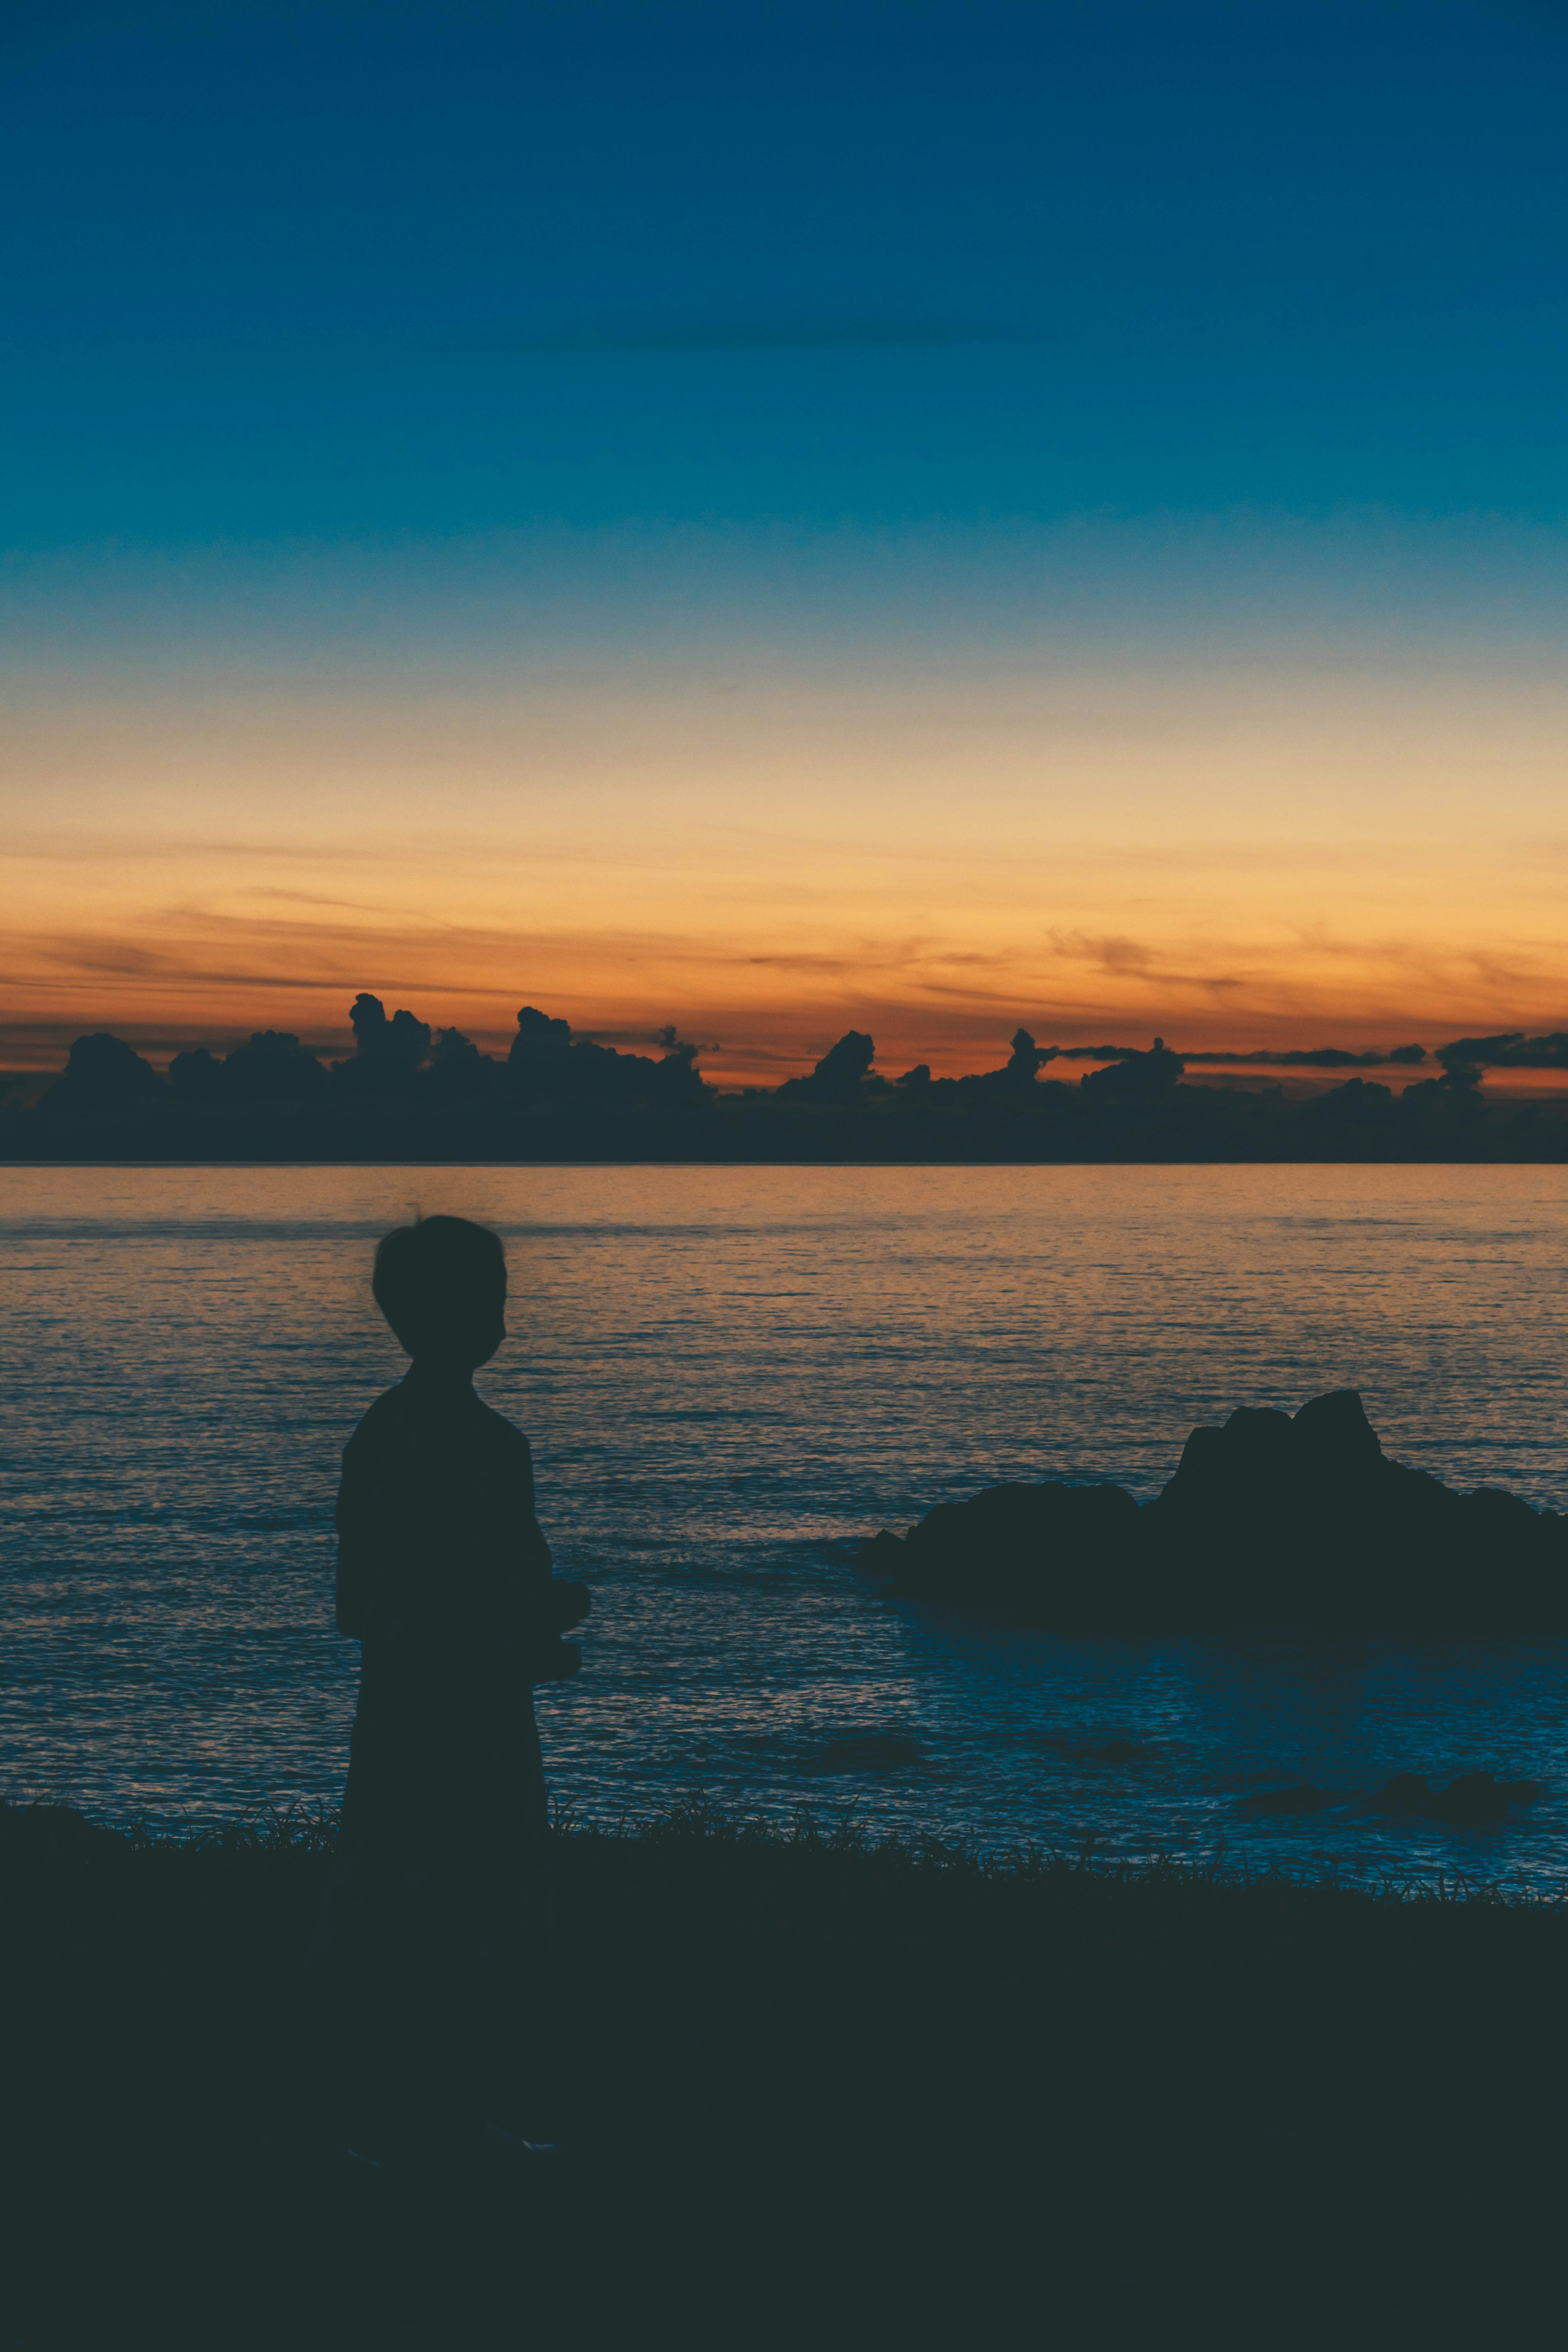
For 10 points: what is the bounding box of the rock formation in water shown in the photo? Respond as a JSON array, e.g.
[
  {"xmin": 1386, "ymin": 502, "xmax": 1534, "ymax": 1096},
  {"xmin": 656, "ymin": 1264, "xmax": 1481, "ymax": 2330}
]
[
  {"xmin": 861, "ymin": 1391, "xmax": 1568, "ymax": 1633},
  {"xmin": 1234, "ymin": 1772, "xmax": 1540, "ymax": 1822}
]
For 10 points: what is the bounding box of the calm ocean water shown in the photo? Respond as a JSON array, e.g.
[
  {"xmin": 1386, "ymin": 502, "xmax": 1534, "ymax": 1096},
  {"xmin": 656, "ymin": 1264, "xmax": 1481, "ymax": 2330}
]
[{"xmin": 3, "ymin": 1162, "xmax": 1567, "ymax": 1882}]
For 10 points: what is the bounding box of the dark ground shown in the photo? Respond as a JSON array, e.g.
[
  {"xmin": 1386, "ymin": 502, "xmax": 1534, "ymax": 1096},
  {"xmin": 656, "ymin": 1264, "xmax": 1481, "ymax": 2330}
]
[{"xmin": 3, "ymin": 1802, "xmax": 1564, "ymax": 2350}]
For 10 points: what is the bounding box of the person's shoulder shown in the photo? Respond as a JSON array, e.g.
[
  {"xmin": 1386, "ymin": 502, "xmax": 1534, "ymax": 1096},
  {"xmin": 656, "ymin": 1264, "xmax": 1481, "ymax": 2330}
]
[
  {"xmin": 475, "ymin": 1396, "xmax": 532, "ymax": 1456},
  {"xmin": 337, "ymin": 1385, "xmax": 415, "ymax": 1526},
  {"xmin": 343, "ymin": 1383, "xmax": 415, "ymax": 1458}
]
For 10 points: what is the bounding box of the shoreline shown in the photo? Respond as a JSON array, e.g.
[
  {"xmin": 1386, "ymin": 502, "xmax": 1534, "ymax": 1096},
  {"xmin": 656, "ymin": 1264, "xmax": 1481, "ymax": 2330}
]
[
  {"xmin": 9, "ymin": 1792, "xmax": 1565, "ymax": 1896},
  {"xmin": 5, "ymin": 1798, "xmax": 1565, "ymax": 2341},
  {"xmin": 5, "ymin": 1143, "xmax": 1568, "ymax": 1165}
]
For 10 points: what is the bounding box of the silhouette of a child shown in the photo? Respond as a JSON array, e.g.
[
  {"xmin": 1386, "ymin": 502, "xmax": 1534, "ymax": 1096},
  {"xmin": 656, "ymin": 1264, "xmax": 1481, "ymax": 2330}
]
[{"xmin": 325, "ymin": 1214, "xmax": 588, "ymax": 2160}]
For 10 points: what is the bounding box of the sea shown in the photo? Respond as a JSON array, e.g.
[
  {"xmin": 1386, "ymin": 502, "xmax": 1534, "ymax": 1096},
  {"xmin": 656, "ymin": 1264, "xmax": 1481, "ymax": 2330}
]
[{"xmin": 3, "ymin": 1162, "xmax": 1567, "ymax": 1885}]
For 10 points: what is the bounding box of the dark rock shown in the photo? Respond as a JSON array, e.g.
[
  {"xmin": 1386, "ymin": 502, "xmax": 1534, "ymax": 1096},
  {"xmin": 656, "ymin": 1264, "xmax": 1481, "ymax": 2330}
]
[
  {"xmin": 891, "ymin": 1478, "xmax": 1143, "ymax": 1628},
  {"xmin": 1374, "ymin": 1772, "xmax": 1540, "ymax": 1825},
  {"xmin": 1063, "ymin": 1736, "xmax": 1163, "ymax": 1764},
  {"xmin": 1375, "ymin": 1773, "xmax": 1435, "ymax": 1817},
  {"xmin": 814, "ymin": 1734, "xmax": 923, "ymax": 1772},
  {"xmin": 860, "ymin": 1530, "xmax": 906, "ymax": 1581},
  {"xmin": 1236, "ymin": 1785, "xmax": 1335, "ymax": 1817},
  {"xmin": 1292, "ymin": 1388, "xmax": 1385, "ymax": 1474},
  {"xmin": 860, "ymin": 1390, "xmax": 1568, "ymax": 1634},
  {"xmin": 1434, "ymin": 1772, "xmax": 1540, "ymax": 1823}
]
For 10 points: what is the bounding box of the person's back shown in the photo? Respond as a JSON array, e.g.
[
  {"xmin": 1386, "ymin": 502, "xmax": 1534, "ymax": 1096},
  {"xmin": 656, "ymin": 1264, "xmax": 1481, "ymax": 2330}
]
[
  {"xmin": 321, "ymin": 1213, "xmax": 588, "ymax": 2161},
  {"xmin": 338, "ymin": 1359, "xmax": 562, "ymax": 1854}
]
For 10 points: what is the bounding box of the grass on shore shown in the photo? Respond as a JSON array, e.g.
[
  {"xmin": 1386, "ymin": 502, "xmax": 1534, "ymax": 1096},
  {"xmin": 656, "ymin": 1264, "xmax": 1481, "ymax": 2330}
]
[{"xmin": 4, "ymin": 1797, "xmax": 1566, "ymax": 2348}]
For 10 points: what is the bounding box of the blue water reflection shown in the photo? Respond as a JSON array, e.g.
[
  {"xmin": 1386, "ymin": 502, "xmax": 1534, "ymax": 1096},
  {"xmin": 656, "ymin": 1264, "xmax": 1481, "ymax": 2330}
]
[{"xmin": 1, "ymin": 1163, "xmax": 1565, "ymax": 1881}]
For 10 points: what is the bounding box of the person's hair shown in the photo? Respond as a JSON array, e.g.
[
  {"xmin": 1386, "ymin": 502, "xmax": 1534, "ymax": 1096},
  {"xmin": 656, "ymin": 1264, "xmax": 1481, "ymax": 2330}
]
[{"xmin": 371, "ymin": 1214, "xmax": 506, "ymax": 1359}]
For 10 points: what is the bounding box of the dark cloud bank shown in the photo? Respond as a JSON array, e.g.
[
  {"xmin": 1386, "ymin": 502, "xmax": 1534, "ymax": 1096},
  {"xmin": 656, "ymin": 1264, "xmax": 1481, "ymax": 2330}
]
[{"xmin": 6, "ymin": 996, "xmax": 1568, "ymax": 1161}]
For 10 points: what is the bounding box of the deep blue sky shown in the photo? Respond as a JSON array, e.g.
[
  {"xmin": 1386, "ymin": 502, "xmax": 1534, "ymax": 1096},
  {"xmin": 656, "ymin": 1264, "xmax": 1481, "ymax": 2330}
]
[
  {"xmin": 4, "ymin": 0, "xmax": 1566, "ymax": 543},
  {"xmin": 5, "ymin": 1, "xmax": 1566, "ymax": 1075}
]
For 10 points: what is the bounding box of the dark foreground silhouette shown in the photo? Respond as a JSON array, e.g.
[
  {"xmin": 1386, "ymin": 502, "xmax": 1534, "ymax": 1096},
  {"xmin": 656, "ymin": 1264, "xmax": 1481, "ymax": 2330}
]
[
  {"xmin": 863, "ymin": 1390, "xmax": 1568, "ymax": 1632},
  {"xmin": 2, "ymin": 1800, "xmax": 1563, "ymax": 2348},
  {"xmin": 319, "ymin": 1214, "xmax": 590, "ymax": 2155}
]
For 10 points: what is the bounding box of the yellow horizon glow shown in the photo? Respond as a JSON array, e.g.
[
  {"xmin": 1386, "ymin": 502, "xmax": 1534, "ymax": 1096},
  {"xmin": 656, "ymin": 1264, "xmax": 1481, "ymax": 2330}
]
[{"xmin": 5, "ymin": 647, "xmax": 1566, "ymax": 1082}]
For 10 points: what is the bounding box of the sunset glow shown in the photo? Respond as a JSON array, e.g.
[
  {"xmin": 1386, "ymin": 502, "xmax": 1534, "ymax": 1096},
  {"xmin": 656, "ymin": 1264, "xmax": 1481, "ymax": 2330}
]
[{"xmin": 3, "ymin": 2, "xmax": 1565, "ymax": 1083}]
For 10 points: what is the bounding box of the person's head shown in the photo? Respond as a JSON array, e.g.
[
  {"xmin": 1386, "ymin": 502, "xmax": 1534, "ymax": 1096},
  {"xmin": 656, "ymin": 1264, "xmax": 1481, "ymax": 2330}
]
[{"xmin": 371, "ymin": 1214, "xmax": 506, "ymax": 1370}]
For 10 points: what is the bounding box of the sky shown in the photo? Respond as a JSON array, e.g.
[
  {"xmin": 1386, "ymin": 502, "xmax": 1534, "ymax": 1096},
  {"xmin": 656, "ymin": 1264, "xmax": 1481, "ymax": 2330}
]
[{"xmin": 3, "ymin": 0, "xmax": 1566, "ymax": 1082}]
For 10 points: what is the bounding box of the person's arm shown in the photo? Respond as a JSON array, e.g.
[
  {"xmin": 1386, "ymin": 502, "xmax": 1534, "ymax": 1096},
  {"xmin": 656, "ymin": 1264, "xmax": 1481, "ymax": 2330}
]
[
  {"xmin": 334, "ymin": 1422, "xmax": 402, "ymax": 1638},
  {"xmin": 510, "ymin": 1430, "xmax": 590, "ymax": 1671}
]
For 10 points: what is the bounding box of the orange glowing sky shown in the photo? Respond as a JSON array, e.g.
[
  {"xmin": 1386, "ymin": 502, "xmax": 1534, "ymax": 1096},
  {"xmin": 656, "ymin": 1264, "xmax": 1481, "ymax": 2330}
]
[
  {"xmin": 4, "ymin": 520, "xmax": 1566, "ymax": 1087},
  {"xmin": 6, "ymin": 4, "xmax": 1568, "ymax": 1088}
]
